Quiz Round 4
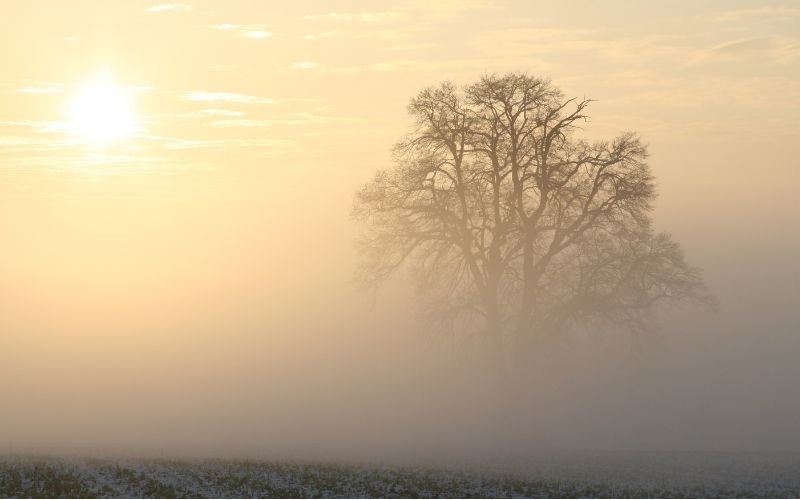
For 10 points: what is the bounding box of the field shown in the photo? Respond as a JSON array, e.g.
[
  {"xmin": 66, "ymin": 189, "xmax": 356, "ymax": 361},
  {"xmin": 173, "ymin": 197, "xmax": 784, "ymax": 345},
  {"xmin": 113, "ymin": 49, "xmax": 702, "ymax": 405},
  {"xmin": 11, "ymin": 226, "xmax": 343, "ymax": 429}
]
[{"xmin": 1, "ymin": 452, "xmax": 799, "ymax": 498}]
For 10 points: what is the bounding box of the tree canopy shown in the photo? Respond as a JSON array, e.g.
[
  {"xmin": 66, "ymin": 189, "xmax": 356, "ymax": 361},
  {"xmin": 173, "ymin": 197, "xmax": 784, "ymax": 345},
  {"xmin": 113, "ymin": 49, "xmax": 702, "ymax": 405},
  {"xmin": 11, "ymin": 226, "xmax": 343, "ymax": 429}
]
[{"xmin": 354, "ymin": 73, "xmax": 712, "ymax": 363}]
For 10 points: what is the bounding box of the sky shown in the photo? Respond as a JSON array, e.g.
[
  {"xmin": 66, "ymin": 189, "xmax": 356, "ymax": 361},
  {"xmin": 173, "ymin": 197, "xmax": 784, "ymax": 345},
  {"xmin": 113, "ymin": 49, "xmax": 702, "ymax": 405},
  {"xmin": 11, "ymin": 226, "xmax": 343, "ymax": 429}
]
[{"xmin": 0, "ymin": 0, "xmax": 799, "ymax": 459}]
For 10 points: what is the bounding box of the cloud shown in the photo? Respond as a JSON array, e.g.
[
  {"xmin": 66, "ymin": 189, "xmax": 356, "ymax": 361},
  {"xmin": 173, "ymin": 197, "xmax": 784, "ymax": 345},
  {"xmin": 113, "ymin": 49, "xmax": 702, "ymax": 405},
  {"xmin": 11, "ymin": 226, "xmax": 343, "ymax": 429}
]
[
  {"xmin": 212, "ymin": 24, "xmax": 273, "ymax": 39},
  {"xmin": 211, "ymin": 119, "xmax": 275, "ymax": 128},
  {"xmin": 697, "ymin": 36, "xmax": 800, "ymax": 62},
  {"xmin": 11, "ymin": 81, "xmax": 64, "ymax": 95},
  {"xmin": 303, "ymin": 31, "xmax": 341, "ymax": 40},
  {"xmin": 301, "ymin": 0, "xmax": 495, "ymax": 26},
  {"xmin": 328, "ymin": 67, "xmax": 365, "ymax": 75},
  {"xmin": 200, "ymin": 109, "xmax": 245, "ymax": 117},
  {"xmin": 711, "ymin": 7, "xmax": 800, "ymax": 23},
  {"xmin": 466, "ymin": 28, "xmax": 693, "ymax": 69},
  {"xmin": 0, "ymin": 135, "xmax": 63, "ymax": 149},
  {"xmin": 782, "ymin": 40, "xmax": 800, "ymax": 53},
  {"xmin": 369, "ymin": 56, "xmax": 555, "ymax": 74},
  {"xmin": 159, "ymin": 137, "xmax": 292, "ymax": 150},
  {"xmin": 127, "ymin": 85, "xmax": 154, "ymax": 94},
  {"xmin": 386, "ymin": 42, "xmax": 441, "ymax": 52},
  {"xmin": 211, "ymin": 113, "xmax": 334, "ymax": 128},
  {"xmin": 288, "ymin": 61, "xmax": 320, "ymax": 70},
  {"xmin": 183, "ymin": 92, "xmax": 285, "ymax": 104},
  {"xmin": 0, "ymin": 120, "xmax": 66, "ymax": 133},
  {"xmin": 144, "ymin": 3, "xmax": 192, "ymax": 13},
  {"xmin": 710, "ymin": 37, "xmax": 772, "ymax": 53},
  {"xmin": 242, "ymin": 30, "xmax": 272, "ymax": 39},
  {"xmin": 302, "ymin": 12, "xmax": 406, "ymax": 23},
  {"xmin": 400, "ymin": 0, "xmax": 499, "ymax": 19},
  {"xmin": 0, "ymin": 131, "xmax": 75, "ymax": 157},
  {"xmin": 18, "ymin": 85, "xmax": 62, "ymax": 94}
]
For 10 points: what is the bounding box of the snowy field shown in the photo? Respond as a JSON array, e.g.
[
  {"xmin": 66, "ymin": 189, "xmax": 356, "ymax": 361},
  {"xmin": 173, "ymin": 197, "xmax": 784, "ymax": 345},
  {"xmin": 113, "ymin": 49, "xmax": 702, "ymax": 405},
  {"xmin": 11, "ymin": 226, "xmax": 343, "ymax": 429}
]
[{"xmin": 1, "ymin": 452, "xmax": 799, "ymax": 498}]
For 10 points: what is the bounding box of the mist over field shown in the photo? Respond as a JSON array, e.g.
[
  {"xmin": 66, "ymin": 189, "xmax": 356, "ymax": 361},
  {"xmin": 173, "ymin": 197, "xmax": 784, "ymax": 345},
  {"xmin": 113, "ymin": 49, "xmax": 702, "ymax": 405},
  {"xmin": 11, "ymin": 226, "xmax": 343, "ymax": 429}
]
[
  {"xmin": 1, "ymin": 0, "xmax": 799, "ymax": 477},
  {"xmin": 1, "ymin": 152, "xmax": 797, "ymax": 463}
]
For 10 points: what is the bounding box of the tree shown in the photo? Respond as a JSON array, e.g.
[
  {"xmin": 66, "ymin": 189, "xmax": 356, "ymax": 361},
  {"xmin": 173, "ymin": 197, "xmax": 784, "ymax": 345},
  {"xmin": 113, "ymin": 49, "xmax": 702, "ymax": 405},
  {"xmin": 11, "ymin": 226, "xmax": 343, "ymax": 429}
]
[{"xmin": 353, "ymin": 73, "xmax": 713, "ymax": 370}]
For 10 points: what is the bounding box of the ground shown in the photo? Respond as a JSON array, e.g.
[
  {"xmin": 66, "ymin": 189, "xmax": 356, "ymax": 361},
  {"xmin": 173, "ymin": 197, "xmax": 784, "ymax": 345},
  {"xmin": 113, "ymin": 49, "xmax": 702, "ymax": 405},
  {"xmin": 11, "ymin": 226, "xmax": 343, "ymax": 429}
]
[{"xmin": 1, "ymin": 452, "xmax": 799, "ymax": 498}]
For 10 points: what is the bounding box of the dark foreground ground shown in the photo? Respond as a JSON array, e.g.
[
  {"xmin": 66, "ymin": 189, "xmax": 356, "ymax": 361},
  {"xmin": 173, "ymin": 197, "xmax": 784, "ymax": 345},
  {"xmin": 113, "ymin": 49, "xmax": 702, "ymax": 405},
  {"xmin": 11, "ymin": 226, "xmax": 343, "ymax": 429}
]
[{"xmin": 1, "ymin": 452, "xmax": 799, "ymax": 498}]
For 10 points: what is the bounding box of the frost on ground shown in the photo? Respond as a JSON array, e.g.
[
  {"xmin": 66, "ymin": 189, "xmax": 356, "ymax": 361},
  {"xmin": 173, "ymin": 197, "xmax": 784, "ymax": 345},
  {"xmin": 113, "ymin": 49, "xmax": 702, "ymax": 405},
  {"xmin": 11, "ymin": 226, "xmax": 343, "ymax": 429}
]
[{"xmin": 0, "ymin": 451, "xmax": 799, "ymax": 498}]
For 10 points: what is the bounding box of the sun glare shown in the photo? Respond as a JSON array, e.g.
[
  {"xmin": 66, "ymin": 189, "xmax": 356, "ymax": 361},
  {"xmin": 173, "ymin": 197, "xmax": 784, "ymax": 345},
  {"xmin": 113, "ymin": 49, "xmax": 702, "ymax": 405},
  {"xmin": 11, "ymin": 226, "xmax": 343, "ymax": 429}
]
[{"xmin": 65, "ymin": 73, "xmax": 138, "ymax": 143}]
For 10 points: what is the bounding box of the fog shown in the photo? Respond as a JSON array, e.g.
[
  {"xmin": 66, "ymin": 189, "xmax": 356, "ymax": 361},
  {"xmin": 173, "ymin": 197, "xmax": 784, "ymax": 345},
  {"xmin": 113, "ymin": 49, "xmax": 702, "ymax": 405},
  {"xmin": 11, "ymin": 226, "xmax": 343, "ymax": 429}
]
[
  {"xmin": 1, "ymin": 145, "xmax": 798, "ymax": 463},
  {"xmin": 1, "ymin": 0, "xmax": 799, "ymax": 467}
]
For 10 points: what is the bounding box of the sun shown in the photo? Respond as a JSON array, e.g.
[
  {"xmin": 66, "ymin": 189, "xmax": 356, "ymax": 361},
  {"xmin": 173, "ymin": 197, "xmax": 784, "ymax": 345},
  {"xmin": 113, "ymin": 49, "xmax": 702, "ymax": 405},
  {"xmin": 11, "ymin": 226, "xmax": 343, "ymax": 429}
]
[{"xmin": 65, "ymin": 73, "xmax": 139, "ymax": 143}]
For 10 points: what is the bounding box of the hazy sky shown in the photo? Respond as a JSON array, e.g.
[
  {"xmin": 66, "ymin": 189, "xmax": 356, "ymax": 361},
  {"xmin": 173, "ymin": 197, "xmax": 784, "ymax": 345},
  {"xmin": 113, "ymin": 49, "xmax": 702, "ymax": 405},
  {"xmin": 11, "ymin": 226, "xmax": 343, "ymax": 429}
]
[{"xmin": 1, "ymin": 0, "xmax": 798, "ymax": 459}]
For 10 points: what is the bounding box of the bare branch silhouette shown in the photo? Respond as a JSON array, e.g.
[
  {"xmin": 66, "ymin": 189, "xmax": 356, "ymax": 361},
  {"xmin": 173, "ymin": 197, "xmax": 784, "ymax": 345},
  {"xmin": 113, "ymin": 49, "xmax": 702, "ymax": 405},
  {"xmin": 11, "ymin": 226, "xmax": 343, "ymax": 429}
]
[{"xmin": 353, "ymin": 73, "xmax": 714, "ymax": 369}]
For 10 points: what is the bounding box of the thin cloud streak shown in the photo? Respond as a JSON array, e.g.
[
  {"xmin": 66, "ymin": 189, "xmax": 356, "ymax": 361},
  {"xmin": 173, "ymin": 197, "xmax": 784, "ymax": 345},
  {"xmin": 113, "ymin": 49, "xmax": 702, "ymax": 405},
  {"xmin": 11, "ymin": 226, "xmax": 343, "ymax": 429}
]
[
  {"xmin": 17, "ymin": 86, "xmax": 62, "ymax": 94},
  {"xmin": 212, "ymin": 23, "xmax": 273, "ymax": 39},
  {"xmin": 242, "ymin": 30, "xmax": 273, "ymax": 39},
  {"xmin": 302, "ymin": 12, "xmax": 407, "ymax": 23},
  {"xmin": 182, "ymin": 92, "xmax": 288, "ymax": 104},
  {"xmin": 288, "ymin": 61, "xmax": 320, "ymax": 70},
  {"xmin": 711, "ymin": 6, "xmax": 800, "ymax": 23},
  {"xmin": 210, "ymin": 112, "xmax": 350, "ymax": 128},
  {"xmin": 145, "ymin": 3, "xmax": 193, "ymax": 13},
  {"xmin": 200, "ymin": 109, "xmax": 245, "ymax": 117},
  {"xmin": 303, "ymin": 31, "xmax": 341, "ymax": 40}
]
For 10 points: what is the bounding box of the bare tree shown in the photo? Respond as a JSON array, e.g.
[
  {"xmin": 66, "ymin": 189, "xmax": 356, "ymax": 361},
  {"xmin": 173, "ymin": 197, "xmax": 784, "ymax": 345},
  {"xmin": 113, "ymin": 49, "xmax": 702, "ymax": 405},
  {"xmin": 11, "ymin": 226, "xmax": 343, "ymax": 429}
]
[{"xmin": 353, "ymin": 73, "xmax": 713, "ymax": 370}]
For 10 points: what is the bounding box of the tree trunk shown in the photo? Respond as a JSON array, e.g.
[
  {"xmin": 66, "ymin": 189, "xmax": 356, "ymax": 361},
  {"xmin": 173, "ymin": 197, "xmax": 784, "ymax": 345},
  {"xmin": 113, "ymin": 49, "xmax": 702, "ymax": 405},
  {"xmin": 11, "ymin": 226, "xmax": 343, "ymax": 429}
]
[{"xmin": 488, "ymin": 309, "xmax": 506, "ymax": 384}]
